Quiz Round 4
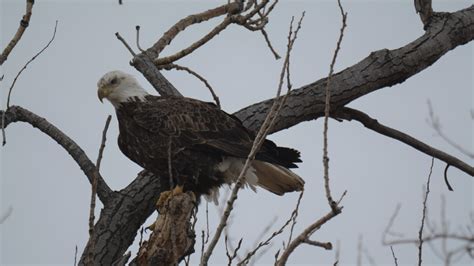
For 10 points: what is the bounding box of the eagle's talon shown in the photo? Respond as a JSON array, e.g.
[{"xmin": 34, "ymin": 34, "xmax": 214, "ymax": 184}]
[{"xmin": 156, "ymin": 185, "xmax": 184, "ymax": 211}]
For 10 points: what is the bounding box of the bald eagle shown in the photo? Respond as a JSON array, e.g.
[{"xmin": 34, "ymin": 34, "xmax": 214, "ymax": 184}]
[{"xmin": 97, "ymin": 70, "xmax": 304, "ymax": 203}]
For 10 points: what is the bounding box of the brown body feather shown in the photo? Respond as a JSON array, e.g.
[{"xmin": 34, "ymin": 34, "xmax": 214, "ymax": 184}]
[{"xmin": 116, "ymin": 95, "xmax": 304, "ymax": 197}]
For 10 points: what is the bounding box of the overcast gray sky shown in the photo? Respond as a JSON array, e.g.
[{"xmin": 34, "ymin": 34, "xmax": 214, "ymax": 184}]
[{"xmin": 1, "ymin": 0, "xmax": 472, "ymax": 265}]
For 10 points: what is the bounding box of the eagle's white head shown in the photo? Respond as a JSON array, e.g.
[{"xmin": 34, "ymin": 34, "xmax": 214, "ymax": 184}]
[{"xmin": 97, "ymin": 70, "xmax": 149, "ymax": 108}]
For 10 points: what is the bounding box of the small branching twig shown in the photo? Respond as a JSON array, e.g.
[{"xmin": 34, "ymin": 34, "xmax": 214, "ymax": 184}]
[
  {"xmin": 151, "ymin": 0, "xmax": 281, "ymax": 66},
  {"xmin": 159, "ymin": 63, "xmax": 221, "ymax": 108},
  {"xmin": 418, "ymin": 158, "xmax": 435, "ymax": 266},
  {"xmin": 200, "ymin": 12, "xmax": 303, "ymax": 265},
  {"xmin": 383, "ymin": 204, "xmax": 404, "ymax": 244},
  {"xmin": 0, "ymin": 0, "xmax": 34, "ymax": 65},
  {"xmin": 238, "ymin": 191, "xmax": 304, "ymax": 265},
  {"xmin": 287, "ymin": 191, "xmax": 304, "ymax": 245},
  {"xmin": 115, "ymin": 32, "xmax": 136, "ymax": 56},
  {"xmin": 87, "ymin": 115, "xmax": 112, "ymax": 264},
  {"xmin": 322, "ymin": 0, "xmax": 347, "ymax": 212},
  {"xmin": 6, "ymin": 21, "xmax": 58, "ymax": 109},
  {"xmin": 225, "ymin": 235, "xmax": 243, "ymax": 266},
  {"xmin": 275, "ymin": 205, "xmax": 344, "ymax": 266},
  {"xmin": 148, "ymin": 1, "xmax": 245, "ymax": 60},
  {"xmin": 2, "ymin": 21, "xmax": 58, "ymax": 146}
]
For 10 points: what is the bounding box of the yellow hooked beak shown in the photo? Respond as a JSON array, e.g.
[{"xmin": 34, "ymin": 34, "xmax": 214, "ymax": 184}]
[{"xmin": 97, "ymin": 86, "xmax": 112, "ymax": 103}]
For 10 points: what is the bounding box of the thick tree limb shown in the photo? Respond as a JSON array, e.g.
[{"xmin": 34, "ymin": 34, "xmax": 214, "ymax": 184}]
[
  {"xmin": 79, "ymin": 171, "xmax": 163, "ymax": 265},
  {"xmin": 81, "ymin": 5, "xmax": 474, "ymax": 264},
  {"xmin": 0, "ymin": 106, "xmax": 114, "ymax": 204},
  {"xmin": 0, "ymin": 0, "xmax": 34, "ymax": 65},
  {"xmin": 234, "ymin": 6, "xmax": 474, "ymax": 133},
  {"xmin": 337, "ymin": 107, "xmax": 473, "ymax": 177}
]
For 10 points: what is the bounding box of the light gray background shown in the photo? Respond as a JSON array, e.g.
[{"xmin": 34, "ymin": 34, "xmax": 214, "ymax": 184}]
[{"xmin": 1, "ymin": 0, "xmax": 472, "ymax": 265}]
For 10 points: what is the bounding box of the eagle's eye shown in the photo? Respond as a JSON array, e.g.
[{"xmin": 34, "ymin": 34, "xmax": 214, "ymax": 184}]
[{"xmin": 110, "ymin": 77, "xmax": 118, "ymax": 85}]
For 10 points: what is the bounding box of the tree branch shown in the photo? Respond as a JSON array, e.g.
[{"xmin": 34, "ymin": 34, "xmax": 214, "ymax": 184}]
[
  {"xmin": 418, "ymin": 158, "xmax": 434, "ymax": 266},
  {"xmin": 336, "ymin": 107, "xmax": 473, "ymax": 177},
  {"xmin": 234, "ymin": 6, "xmax": 474, "ymax": 133},
  {"xmin": 275, "ymin": 207, "xmax": 342, "ymax": 266},
  {"xmin": 0, "ymin": 106, "xmax": 114, "ymax": 204},
  {"xmin": 0, "ymin": 0, "xmax": 34, "ymax": 65},
  {"xmin": 414, "ymin": 0, "xmax": 433, "ymax": 28}
]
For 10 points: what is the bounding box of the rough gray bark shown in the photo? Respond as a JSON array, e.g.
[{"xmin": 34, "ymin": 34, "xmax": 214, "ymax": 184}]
[
  {"xmin": 235, "ymin": 6, "xmax": 474, "ymax": 133},
  {"xmin": 75, "ymin": 5, "xmax": 474, "ymax": 265}
]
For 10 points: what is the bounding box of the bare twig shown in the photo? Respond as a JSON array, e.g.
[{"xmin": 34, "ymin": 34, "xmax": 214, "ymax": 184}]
[
  {"xmin": 444, "ymin": 164, "xmax": 453, "ymax": 191},
  {"xmin": 148, "ymin": 1, "xmax": 244, "ymax": 60},
  {"xmin": 260, "ymin": 28, "xmax": 281, "ymax": 59},
  {"xmin": 287, "ymin": 191, "xmax": 304, "ymax": 245},
  {"xmin": 2, "ymin": 20, "xmax": 58, "ymax": 146},
  {"xmin": 427, "ymin": 101, "xmax": 474, "ymax": 159},
  {"xmin": 337, "ymin": 107, "xmax": 474, "ymax": 177},
  {"xmin": 135, "ymin": 25, "xmax": 145, "ymax": 52},
  {"xmin": 74, "ymin": 245, "xmax": 78, "ymax": 266},
  {"xmin": 153, "ymin": 1, "xmax": 279, "ymax": 65},
  {"xmin": 6, "ymin": 21, "xmax": 58, "ymax": 109},
  {"xmin": 115, "ymin": 32, "xmax": 136, "ymax": 56},
  {"xmin": 383, "ymin": 204, "xmax": 404, "ymax": 244},
  {"xmin": 303, "ymin": 239, "xmax": 332, "ymax": 250},
  {"xmin": 1, "ymin": 106, "xmax": 113, "ymax": 204},
  {"xmin": 323, "ymin": 0, "xmax": 347, "ymax": 212},
  {"xmin": 418, "ymin": 158, "xmax": 434, "ymax": 266},
  {"xmin": 275, "ymin": 206, "xmax": 343, "ymax": 265},
  {"xmin": 225, "ymin": 235, "xmax": 243, "ymax": 266},
  {"xmin": 334, "ymin": 240, "xmax": 341, "ymax": 266},
  {"xmin": 0, "ymin": 0, "xmax": 34, "ymax": 65},
  {"xmin": 238, "ymin": 191, "xmax": 304, "ymax": 265},
  {"xmin": 159, "ymin": 63, "xmax": 221, "ymax": 108},
  {"xmin": 0, "ymin": 205, "xmax": 13, "ymax": 224},
  {"xmin": 390, "ymin": 246, "xmax": 399, "ymax": 266},
  {"xmin": 200, "ymin": 12, "xmax": 303, "ymax": 265},
  {"xmin": 363, "ymin": 246, "xmax": 377, "ymax": 266},
  {"xmin": 87, "ymin": 115, "xmax": 112, "ymax": 264},
  {"xmin": 386, "ymin": 233, "xmax": 474, "ymax": 246}
]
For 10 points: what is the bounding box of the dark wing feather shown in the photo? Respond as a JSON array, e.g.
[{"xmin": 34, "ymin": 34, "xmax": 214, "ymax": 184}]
[
  {"xmin": 128, "ymin": 96, "xmax": 301, "ymax": 167},
  {"xmin": 130, "ymin": 96, "xmax": 255, "ymax": 157}
]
